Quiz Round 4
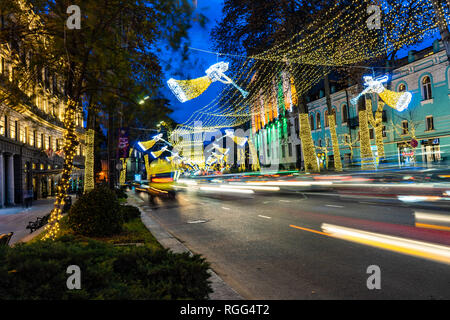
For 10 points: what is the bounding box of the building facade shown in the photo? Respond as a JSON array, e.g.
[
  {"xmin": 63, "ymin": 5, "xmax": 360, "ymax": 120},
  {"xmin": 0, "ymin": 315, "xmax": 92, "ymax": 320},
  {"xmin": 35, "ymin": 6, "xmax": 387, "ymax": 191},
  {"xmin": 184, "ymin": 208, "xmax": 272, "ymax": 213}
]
[
  {"xmin": 250, "ymin": 41, "xmax": 450, "ymax": 171},
  {"xmin": 0, "ymin": 13, "xmax": 85, "ymax": 207},
  {"xmin": 305, "ymin": 41, "xmax": 450, "ymax": 169}
]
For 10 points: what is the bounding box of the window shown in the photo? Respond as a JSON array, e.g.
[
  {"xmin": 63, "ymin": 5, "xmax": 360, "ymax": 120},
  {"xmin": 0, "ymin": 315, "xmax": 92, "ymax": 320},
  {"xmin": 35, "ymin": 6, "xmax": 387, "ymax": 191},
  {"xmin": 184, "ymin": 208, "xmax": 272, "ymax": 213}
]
[
  {"xmin": 288, "ymin": 143, "xmax": 292, "ymax": 157},
  {"xmin": 48, "ymin": 136, "xmax": 52, "ymax": 150},
  {"xmin": 282, "ymin": 145, "xmax": 286, "ymax": 158},
  {"xmin": 9, "ymin": 119, "xmax": 16, "ymax": 140},
  {"xmin": 30, "ymin": 130, "xmax": 35, "ymax": 147},
  {"xmin": 426, "ymin": 116, "xmax": 434, "ymax": 131},
  {"xmin": 398, "ymin": 83, "xmax": 406, "ymax": 92},
  {"xmin": 310, "ymin": 115, "xmax": 314, "ymax": 130},
  {"xmin": 0, "ymin": 115, "xmax": 4, "ymax": 136},
  {"xmin": 40, "ymin": 133, "xmax": 44, "ymax": 149},
  {"xmin": 325, "ymin": 110, "xmax": 329, "ymax": 127},
  {"xmin": 382, "ymin": 125, "xmax": 387, "ymax": 138},
  {"xmin": 369, "ymin": 128, "xmax": 374, "ymax": 140},
  {"xmin": 422, "ymin": 76, "xmax": 432, "ymax": 100},
  {"xmin": 295, "ymin": 117, "xmax": 299, "ymax": 134},
  {"xmin": 316, "ymin": 112, "xmax": 321, "ymax": 129},
  {"xmin": 56, "ymin": 138, "xmax": 60, "ymax": 150},
  {"xmin": 20, "ymin": 124, "xmax": 26, "ymax": 143},
  {"xmin": 402, "ymin": 121, "xmax": 408, "ymax": 135},
  {"xmin": 14, "ymin": 121, "xmax": 18, "ymax": 141},
  {"xmin": 318, "ymin": 139, "xmax": 322, "ymax": 147}
]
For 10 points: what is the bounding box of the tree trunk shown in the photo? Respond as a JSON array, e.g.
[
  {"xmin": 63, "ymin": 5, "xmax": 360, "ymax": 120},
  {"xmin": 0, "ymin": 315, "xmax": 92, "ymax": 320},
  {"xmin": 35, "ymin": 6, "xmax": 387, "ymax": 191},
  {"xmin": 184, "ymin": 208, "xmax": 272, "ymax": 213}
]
[
  {"xmin": 359, "ymin": 109, "xmax": 375, "ymax": 170},
  {"xmin": 324, "ymin": 73, "xmax": 342, "ymax": 171},
  {"xmin": 299, "ymin": 113, "xmax": 319, "ymax": 173},
  {"xmin": 44, "ymin": 99, "xmax": 79, "ymax": 239}
]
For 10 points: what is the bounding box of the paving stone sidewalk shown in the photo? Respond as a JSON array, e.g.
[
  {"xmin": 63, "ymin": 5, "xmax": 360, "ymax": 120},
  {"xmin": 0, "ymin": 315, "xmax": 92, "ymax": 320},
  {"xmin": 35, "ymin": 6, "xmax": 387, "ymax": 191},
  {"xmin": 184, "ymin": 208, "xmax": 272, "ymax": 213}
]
[{"xmin": 0, "ymin": 197, "xmax": 72, "ymax": 245}]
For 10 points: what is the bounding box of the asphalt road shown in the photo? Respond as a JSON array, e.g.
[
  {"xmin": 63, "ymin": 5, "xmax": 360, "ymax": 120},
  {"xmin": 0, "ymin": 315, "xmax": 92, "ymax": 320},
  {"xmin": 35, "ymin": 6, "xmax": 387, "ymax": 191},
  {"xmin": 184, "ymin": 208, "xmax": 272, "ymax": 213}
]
[{"xmin": 136, "ymin": 189, "xmax": 450, "ymax": 299}]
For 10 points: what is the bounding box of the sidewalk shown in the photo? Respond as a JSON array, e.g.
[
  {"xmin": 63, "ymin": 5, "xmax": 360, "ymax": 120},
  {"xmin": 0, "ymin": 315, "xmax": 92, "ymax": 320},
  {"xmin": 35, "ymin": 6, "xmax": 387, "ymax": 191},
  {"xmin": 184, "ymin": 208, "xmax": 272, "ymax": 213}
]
[{"xmin": 0, "ymin": 198, "xmax": 64, "ymax": 245}]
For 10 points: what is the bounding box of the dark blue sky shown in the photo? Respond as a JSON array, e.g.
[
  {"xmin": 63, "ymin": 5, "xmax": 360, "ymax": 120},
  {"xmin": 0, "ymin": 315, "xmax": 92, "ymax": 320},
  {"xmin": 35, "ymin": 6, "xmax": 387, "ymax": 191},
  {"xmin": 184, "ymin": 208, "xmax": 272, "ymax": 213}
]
[
  {"xmin": 159, "ymin": 0, "xmax": 225, "ymax": 125},
  {"xmin": 159, "ymin": 1, "xmax": 441, "ymax": 125}
]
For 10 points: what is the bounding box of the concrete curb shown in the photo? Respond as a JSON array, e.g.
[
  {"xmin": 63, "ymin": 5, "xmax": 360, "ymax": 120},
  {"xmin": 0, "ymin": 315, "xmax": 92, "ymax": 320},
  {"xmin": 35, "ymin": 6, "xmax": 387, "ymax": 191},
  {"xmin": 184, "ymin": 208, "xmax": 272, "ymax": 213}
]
[{"xmin": 128, "ymin": 194, "xmax": 243, "ymax": 300}]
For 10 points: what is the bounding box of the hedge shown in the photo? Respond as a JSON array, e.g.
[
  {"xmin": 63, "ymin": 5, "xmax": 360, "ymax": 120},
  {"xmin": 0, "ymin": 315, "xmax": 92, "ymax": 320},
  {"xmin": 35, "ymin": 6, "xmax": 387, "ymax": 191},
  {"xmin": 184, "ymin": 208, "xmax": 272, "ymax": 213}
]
[{"xmin": 0, "ymin": 235, "xmax": 212, "ymax": 300}]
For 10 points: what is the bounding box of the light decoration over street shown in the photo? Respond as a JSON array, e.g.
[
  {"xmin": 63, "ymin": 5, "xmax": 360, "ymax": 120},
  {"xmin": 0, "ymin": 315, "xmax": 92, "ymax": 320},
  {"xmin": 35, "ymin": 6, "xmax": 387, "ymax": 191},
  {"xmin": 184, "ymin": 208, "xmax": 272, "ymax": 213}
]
[
  {"xmin": 351, "ymin": 75, "xmax": 412, "ymax": 112},
  {"xmin": 167, "ymin": 62, "xmax": 248, "ymax": 103},
  {"xmin": 138, "ymin": 133, "xmax": 163, "ymax": 151}
]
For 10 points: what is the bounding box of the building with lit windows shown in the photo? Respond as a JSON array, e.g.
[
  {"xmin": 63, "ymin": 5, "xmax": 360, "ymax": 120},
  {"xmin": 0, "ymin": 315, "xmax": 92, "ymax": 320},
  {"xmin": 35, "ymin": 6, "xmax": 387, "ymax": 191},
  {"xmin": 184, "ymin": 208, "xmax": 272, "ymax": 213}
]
[
  {"xmin": 305, "ymin": 40, "xmax": 450, "ymax": 169},
  {"xmin": 0, "ymin": 11, "xmax": 85, "ymax": 207},
  {"xmin": 251, "ymin": 40, "xmax": 450, "ymax": 171}
]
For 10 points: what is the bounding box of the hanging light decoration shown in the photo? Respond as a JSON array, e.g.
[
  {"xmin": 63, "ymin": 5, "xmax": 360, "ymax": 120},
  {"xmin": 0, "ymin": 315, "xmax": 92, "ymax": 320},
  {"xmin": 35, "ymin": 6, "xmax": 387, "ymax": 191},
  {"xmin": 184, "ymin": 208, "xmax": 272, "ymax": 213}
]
[
  {"xmin": 351, "ymin": 75, "xmax": 412, "ymax": 112},
  {"xmin": 167, "ymin": 62, "xmax": 248, "ymax": 103}
]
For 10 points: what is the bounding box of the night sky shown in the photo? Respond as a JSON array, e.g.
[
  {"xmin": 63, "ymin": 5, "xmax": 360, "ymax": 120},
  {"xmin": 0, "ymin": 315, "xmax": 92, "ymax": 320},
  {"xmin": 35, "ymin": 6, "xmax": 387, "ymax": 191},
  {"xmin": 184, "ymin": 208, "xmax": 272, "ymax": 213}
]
[
  {"xmin": 159, "ymin": 1, "xmax": 441, "ymax": 126},
  {"xmin": 159, "ymin": 0, "xmax": 225, "ymax": 125}
]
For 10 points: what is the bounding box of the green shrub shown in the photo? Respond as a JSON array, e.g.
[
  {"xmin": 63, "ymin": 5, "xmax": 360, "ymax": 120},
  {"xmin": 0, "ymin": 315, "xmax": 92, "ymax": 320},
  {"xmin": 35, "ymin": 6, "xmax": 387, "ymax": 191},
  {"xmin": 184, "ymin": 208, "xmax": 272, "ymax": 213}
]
[
  {"xmin": 114, "ymin": 187, "xmax": 128, "ymax": 200},
  {"xmin": 0, "ymin": 236, "xmax": 212, "ymax": 300},
  {"xmin": 68, "ymin": 186, "xmax": 123, "ymax": 237},
  {"xmin": 120, "ymin": 205, "xmax": 141, "ymax": 223}
]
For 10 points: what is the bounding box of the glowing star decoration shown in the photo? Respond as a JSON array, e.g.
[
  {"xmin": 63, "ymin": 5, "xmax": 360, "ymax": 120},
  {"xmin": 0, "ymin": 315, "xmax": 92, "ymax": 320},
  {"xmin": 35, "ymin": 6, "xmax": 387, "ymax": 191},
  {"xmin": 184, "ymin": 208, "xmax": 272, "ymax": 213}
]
[
  {"xmin": 167, "ymin": 62, "xmax": 248, "ymax": 103},
  {"xmin": 351, "ymin": 75, "xmax": 412, "ymax": 112}
]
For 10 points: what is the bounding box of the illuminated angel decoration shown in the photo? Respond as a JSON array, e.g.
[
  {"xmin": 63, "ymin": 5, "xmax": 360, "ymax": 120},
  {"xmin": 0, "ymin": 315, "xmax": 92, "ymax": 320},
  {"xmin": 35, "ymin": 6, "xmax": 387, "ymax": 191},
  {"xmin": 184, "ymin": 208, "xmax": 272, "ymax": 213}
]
[
  {"xmin": 167, "ymin": 62, "xmax": 248, "ymax": 103},
  {"xmin": 351, "ymin": 75, "xmax": 412, "ymax": 112}
]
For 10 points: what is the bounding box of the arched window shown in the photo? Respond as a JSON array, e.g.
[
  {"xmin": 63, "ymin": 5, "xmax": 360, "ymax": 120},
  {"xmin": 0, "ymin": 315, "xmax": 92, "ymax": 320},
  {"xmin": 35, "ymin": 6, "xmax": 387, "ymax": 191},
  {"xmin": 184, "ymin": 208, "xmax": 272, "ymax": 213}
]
[
  {"xmin": 342, "ymin": 104, "xmax": 348, "ymax": 123},
  {"xmin": 309, "ymin": 115, "xmax": 314, "ymax": 130},
  {"xmin": 316, "ymin": 112, "xmax": 321, "ymax": 129},
  {"xmin": 324, "ymin": 110, "xmax": 329, "ymax": 127},
  {"xmin": 422, "ymin": 76, "xmax": 432, "ymax": 100},
  {"xmin": 398, "ymin": 83, "xmax": 406, "ymax": 92},
  {"xmin": 318, "ymin": 139, "xmax": 322, "ymax": 147},
  {"xmin": 332, "ymin": 108, "xmax": 337, "ymax": 124}
]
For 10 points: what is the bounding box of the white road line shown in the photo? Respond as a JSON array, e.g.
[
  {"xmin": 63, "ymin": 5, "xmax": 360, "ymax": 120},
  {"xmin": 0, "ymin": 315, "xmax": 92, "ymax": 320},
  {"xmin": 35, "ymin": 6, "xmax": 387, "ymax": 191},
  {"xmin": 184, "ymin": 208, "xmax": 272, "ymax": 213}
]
[
  {"xmin": 222, "ymin": 207, "xmax": 230, "ymax": 210},
  {"xmin": 279, "ymin": 200, "xmax": 291, "ymax": 203},
  {"xmin": 325, "ymin": 204, "xmax": 344, "ymax": 208},
  {"xmin": 258, "ymin": 215, "xmax": 272, "ymax": 219}
]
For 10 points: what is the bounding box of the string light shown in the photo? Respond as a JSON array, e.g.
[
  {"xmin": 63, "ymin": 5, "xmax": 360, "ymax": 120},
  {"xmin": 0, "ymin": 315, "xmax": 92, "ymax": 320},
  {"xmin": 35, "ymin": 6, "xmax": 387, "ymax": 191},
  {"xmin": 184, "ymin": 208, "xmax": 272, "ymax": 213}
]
[
  {"xmin": 299, "ymin": 114, "xmax": 319, "ymax": 173},
  {"xmin": 43, "ymin": 99, "xmax": 79, "ymax": 240},
  {"xmin": 358, "ymin": 109, "xmax": 375, "ymax": 170},
  {"xmin": 83, "ymin": 129, "xmax": 95, "ymax": 193},
  {"xmin": 328, "ymin": 115, "xmax": 343, "ymax": 172}
]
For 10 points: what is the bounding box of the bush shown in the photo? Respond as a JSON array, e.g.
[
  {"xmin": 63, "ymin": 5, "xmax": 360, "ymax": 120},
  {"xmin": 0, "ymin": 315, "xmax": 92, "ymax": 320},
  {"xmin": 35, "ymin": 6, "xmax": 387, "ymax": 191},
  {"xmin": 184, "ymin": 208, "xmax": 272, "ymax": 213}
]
[
  {"xmin": 68, "ymin": 186, "xmax": 123, "ymax": 237},
  {"xmin": 121, "ymin": 205, "xmax": 141, "ymax": 223},
  {"xmin": 0, "ymin": 236, "xmax": 212, "ymax": 300},
  {"xmin": 114, "ymin": 187, "xmax": 128, "ymax": 200}
]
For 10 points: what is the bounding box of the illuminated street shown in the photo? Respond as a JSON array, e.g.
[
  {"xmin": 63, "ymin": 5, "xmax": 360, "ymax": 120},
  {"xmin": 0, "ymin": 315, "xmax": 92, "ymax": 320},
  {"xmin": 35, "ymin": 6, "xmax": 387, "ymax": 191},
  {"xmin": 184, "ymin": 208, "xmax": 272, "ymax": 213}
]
[{"xmin": 132, "ymin": 170, "xmax": 450, "ymax": 299}]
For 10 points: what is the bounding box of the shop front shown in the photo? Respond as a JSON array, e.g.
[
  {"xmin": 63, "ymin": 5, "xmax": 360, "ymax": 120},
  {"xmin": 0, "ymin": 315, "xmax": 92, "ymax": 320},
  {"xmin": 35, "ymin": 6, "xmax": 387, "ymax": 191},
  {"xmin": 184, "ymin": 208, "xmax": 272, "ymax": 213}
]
[{"xmin": 421, "ymin": 138, "xmax": 441, "ymax": 165}]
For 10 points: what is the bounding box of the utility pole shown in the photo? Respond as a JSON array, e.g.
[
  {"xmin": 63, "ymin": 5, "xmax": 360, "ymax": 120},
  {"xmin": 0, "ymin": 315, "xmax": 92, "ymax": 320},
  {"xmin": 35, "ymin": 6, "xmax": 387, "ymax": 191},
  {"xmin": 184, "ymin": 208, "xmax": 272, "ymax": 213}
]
[{"xmin": 431, "ymin": 0, "xmax": 450, "ymax": 60}]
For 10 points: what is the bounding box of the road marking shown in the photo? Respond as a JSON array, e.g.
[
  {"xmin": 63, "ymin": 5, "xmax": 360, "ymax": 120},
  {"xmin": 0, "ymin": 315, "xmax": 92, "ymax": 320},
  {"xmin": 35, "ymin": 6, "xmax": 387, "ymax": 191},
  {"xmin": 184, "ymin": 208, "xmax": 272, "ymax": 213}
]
[
  {"xmin": 359, "ymin": 202, "xmax": 378, "ymax": 205},
  {"xmin": 263, "ymin": 201, "xmax": 270, "ymax": 204},
  {"xmin": 222, "ymin": 207, "xmax": 230, "ymax": 210},
  {"xmin": 279, "ymin": 200, "xmax": 291, "ymax": 203},
  {"xmin": 187, "ymin": 220, "xmax": 208, "ymax": 224},
  {"xmin": 258, "ymin": 215, "xmax": 272, "ymax": 219},
  {"xmin": 325, "ymin": 204, "xmax": 344, "ymax": 208},
  {"xmin": 290, "ymin": 225, "xmax": 330, "ymax": 236}
]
